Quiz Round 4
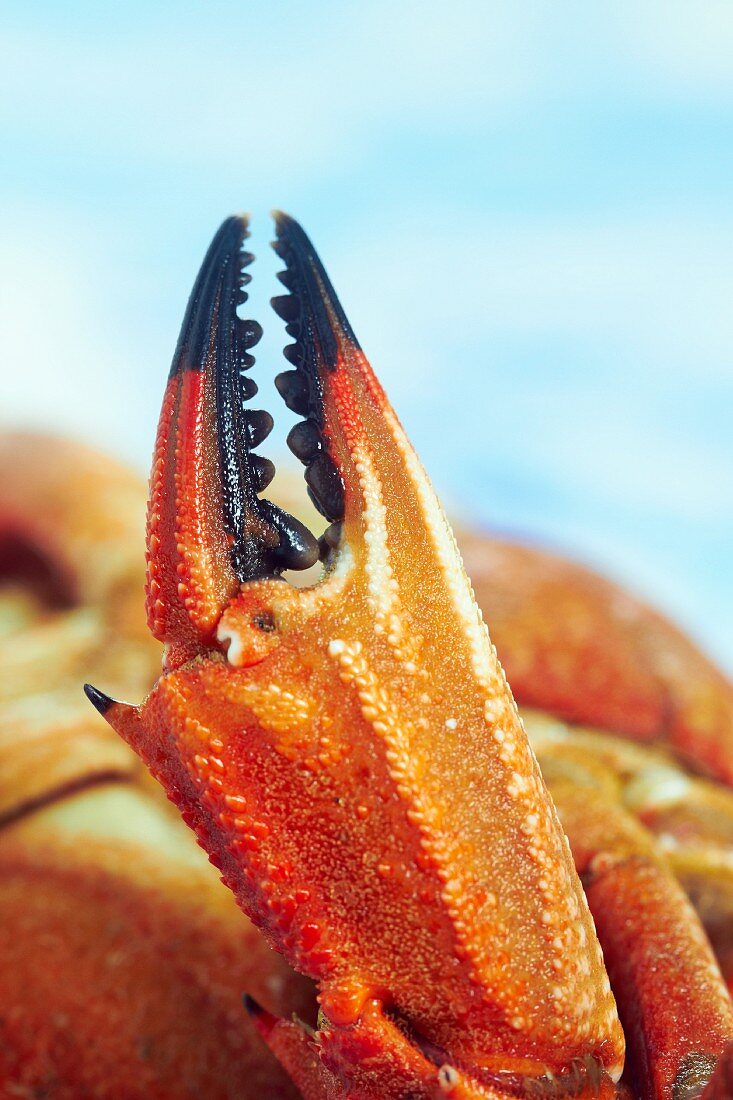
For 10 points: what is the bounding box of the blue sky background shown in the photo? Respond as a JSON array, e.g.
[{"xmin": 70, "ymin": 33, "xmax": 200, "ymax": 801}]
[{"xmin": 1, "ymin": 2, "xmax": 732, "ymax": 669}]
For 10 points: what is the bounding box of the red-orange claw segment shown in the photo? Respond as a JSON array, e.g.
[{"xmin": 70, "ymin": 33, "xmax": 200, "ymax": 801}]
[
  {"xmin": 586, "ymin": 858, "xmax": 733, "ymax": 1100},
  {"xmin": 248, "ymin": 996, "xmax": 443, "ymax": 1100},
  {"xmin": 146, "ymin": 216, "xmax": 251, "ymax": 659},
  {"xmin": 146, "ymin": 215, "xmax": 319, "ymax": 666},
  {"xmin": 245, "ymin": 1000, "xmax": 337, "ymax": 1100},
  {"xmin": 313, "ymin": 1002, "xmax": 622, "ymax": 1100}
]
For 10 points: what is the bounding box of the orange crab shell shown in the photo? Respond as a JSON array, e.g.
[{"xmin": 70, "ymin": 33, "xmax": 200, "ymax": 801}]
[
  {"xmin": 4, "ymin": 210, "xmax": 732, "ymax": 1098},
  {"xmin": 2, "ymin": 423, "xmax": 733, "ymax": 1097},
  {"xmin": 0, "ymin": 434, "xmax": 308, "ymax": 1099},
  {"xmin": 96, "ymin": 214, "xmax": 626, "ymax": 1097},
  {"xmin": 462, "ymin": 532, "xmax": 733, "ymax": 786}
]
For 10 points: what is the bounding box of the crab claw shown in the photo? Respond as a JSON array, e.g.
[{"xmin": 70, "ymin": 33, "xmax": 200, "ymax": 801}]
[
  {"xmin": 96, "ymin": 214, "xmax": 625, "ymax": 1097},
  {"xmin": 146, "ymin": 215, "xmax": 319, "ymax": 666}
]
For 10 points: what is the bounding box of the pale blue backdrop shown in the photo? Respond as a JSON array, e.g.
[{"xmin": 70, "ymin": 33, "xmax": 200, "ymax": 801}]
[{"xmin": 1, "ymin": 2, "xmax": 732, "ymax": 668}]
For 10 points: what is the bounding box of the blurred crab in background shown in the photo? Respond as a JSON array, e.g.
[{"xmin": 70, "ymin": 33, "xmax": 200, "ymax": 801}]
[{"xmin": 1, "ymin": 215, "xmax": 733, "ymax": 1099}]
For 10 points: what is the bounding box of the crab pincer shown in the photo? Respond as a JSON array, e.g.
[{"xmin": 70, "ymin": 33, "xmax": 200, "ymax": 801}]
[{"xmin": 87, "ymin": 213, "xmax": 631, "ymax": 1098}]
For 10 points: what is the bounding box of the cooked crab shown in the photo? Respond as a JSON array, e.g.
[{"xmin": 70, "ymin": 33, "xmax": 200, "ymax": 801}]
[{"xmin": 86, "ymin": 214, "xmax": 733, "ymax": 1099}]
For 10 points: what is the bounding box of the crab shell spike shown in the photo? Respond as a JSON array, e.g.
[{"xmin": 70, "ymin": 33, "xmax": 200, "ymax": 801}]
[
  {"xmin": 84, "ymin": 683, "xmax": 143, "ymax": 743},
  {"xmin": 146, "ymin": 214, "xmax": 319, "ymax": 665},
  {"xmin": 104, "ymin": 213, "xmax": 625, "ymax": 1093}
]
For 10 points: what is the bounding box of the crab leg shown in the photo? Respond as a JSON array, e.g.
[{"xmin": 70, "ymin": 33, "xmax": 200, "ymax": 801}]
[
  {"xmin": 538, "ymin": 744, "xmax": 733, "ymax": 1099},
  {"xmin": 623, "ymin": 763, "xmax": 733, "ymax": 994},
  {"xmin": 89, "ymin": 214, "xmax": 624, "ymax": 1097},
  {"xmin": 245, "ymin": 996, "xmax": 624, "ymax": 1100}
]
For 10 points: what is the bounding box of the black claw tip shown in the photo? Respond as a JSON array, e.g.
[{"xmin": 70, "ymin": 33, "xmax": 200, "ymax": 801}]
[
  {"xmin": 165, "ymin": 215, "xmax": 333, "ymax": 588},
  {"xmin": 271, "ymin": 211, "xmax": 360, "ymax": 370},
  {"xmin": 305, "ymin": 452, "xmax": 345, "ymax": 522},
  {"xmin": 270, "ymin": 213, "xmax": 360, "ymax": 532},
  {"xmin": 84, "ymin": 683, "xmax": 115, "ymax": 715},
  {"xmin": 170, "ymin": 215, "xmax": 253, "ymax": 379},
  {"xmin": 242, "ymin": 993, "xmax": 263, "ymax": 1018}
]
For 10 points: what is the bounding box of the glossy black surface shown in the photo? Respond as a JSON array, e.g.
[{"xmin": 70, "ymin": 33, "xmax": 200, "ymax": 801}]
[
  {"xmin": 84, "ymin": 682, "xmax": 115, "ymax": 715},
  {"xmin": 271, "ymin": 213, "xmax": 350, "ymax": 524},
  {"xmin": 172, "ymin": 216, "xmax": 319, "ymax": 580}
]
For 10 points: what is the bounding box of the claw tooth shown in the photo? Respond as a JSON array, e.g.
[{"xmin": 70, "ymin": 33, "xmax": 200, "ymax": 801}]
[
  {"xmin": 276, "ymin": 269, "xmax": 295, "ymax": 291},
  {"xmin": 250, "ymin": 454, "xmax": 276, "ymax": 493},
  {"xmin": 244, "ymin": 410, "xmax": 274, "ymax": 449},
  {"xmin": 271, "ymin": 294, "xmax": 300, "ymax": 323},
  {"xmin": 274, "ymin": 370, "xmax": 310, "ymax": 415},
  {"xmin": 282, "ymin": 343, "xmax": 304, "ymax": 367},
  {"xmin": 271, "ymin": 236, "xmax": 288, "ymax": 261},
  {"xmin": 239, "ymin": 375, "xmax": 258, "ymax": 400},
  {"xmin": 287, "ymin": 420, "xmax": 322, "ymax": 464},
  {"xmin": 319, "ymin": 520, "xmax": 343, "ymax": 559},
  {"xmin": 259, "ymin": 501, "xmax": 319, "ymax": 570},
  {"xmin": 304, "ymin": 452, "xmax": 345, "ymax": 522},
  {"xmin": 322, "ymin": 521, "xmax": 342, "ymax": 549},
  {"xmin": 239, "ymin": 318, "xmax": 263, "ymax": 350}
]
